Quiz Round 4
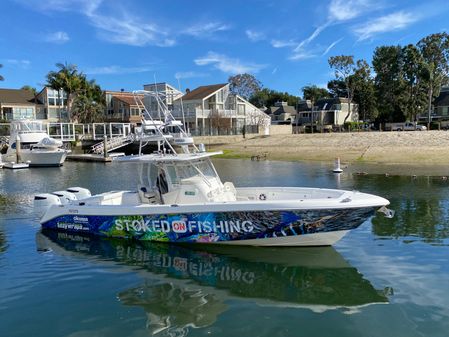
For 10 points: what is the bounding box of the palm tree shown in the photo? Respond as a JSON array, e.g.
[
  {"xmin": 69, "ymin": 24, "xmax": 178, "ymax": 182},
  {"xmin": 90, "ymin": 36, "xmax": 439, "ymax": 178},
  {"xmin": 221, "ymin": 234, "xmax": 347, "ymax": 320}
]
[
  {"xmin": 46, "ymin": 63, "xmax": 84, "ymax": 121},
  {"xmin": 0, "ymin": 64, "xmax": 4, "ymax": 81}
]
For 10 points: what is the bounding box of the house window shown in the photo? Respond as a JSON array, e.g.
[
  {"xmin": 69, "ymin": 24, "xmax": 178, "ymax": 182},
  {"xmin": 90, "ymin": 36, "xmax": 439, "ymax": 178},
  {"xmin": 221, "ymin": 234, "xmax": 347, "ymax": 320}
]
[
  {"xmin": 47, "ymin": 89, "xmax": 67, "ymax": 106},
  {"xmin": 238, "ymin": 104, "xmax": 245, "ymax": 114},
  {"xmin": 131, "ymin": 108, "xmax": 140, "ymax": 116},
  {"xmin": 217, "ymin": 89, "xmax": 223, "ymax": 102},
  {"xmin": 13, "ymin": 107, "xmax": 34, "ymax": 119}
]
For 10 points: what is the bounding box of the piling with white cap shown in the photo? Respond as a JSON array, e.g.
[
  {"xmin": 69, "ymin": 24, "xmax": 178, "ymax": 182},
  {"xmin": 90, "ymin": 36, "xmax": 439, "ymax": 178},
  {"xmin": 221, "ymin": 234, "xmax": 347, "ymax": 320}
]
[{"xmin": 332, "ymin": 157, "xmax": 343, "ymax": 173}]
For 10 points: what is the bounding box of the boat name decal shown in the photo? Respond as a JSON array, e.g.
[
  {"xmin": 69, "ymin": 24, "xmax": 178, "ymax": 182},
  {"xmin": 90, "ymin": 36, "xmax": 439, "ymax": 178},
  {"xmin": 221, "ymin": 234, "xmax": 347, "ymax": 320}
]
[
  {"xmin": 73, "ymin": 216, "xmax": 88, "ymax": 222},
  {"xmin": 114, "ymin": 219, "xmax": 255, "ymax": 234}
]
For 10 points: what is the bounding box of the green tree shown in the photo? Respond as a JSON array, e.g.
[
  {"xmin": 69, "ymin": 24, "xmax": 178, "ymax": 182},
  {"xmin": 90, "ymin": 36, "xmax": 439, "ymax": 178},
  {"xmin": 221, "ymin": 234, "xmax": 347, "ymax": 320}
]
[
  {"xmin": 228, "ymin": 73, "xmax": 262, "ymax": 100},
  {"xmin": 71, "ymin": 77, "xmax": 105, "ymax": 123},
  {"xmin": 400, "ymin": 44, "xmax": 428, "ymax": 122},
  {"xmin": 328, "ymin": 55, "xmax": 357, "ymax": 124},
  {"xmin": 301, "ymin": 85, "xmax": 330, "ymax": 102},
  {"xmin": 46, "ymin": 63, "xmax": 84, "ymax": 120},
  {"xmin": 0, "ymin": 64, "xmax": 4, "ymax": 81},
  {"xmin": 327, "ymin": 79, "xmax": 347, "ymax": 98},
  {"xmin": 21, "ymin": 85, "xmax": 37, "ymax": 95},
  {"xmin": 249, "ymin": 88, "xmax": 298, "ymax": 108},
  {"xmin": 372, "ymin": 46, "xmax": 405, "ymax": 122},
  {"xmin": 417, "ymin": 32, "xmax": 449, "ymax": 128},
  {"xmin": 351, "ymin": 60, "xmax": 377, "ymax": 121}
]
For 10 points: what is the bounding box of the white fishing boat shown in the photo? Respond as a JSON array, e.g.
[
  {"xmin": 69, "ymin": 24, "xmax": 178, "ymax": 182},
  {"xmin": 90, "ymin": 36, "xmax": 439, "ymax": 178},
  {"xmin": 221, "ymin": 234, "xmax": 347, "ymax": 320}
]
[
  {"xmin": 34, "ymin": 90, "xmax": 392, "ymax": 246},
  {"xmin": 2, "ymin": 120, "xmax": 69, "ymax": 166}
]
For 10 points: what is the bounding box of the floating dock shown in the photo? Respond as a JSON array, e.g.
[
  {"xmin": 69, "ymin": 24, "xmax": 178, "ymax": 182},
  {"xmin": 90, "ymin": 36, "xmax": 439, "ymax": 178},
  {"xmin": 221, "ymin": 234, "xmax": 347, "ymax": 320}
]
[
  {"xmin": 3, "ymin": 162, "xmax": 29, "ymax": 169},
  {"xmin": 66, "ymin": 153, "xmax": 125, "ymax": 163}
]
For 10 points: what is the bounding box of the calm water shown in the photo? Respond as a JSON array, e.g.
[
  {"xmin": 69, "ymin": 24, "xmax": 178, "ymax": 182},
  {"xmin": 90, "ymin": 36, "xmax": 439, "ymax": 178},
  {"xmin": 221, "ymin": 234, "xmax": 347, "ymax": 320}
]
[{"xmin": 1, "ymin": 159, "xmax": 449, "ymax": 337}]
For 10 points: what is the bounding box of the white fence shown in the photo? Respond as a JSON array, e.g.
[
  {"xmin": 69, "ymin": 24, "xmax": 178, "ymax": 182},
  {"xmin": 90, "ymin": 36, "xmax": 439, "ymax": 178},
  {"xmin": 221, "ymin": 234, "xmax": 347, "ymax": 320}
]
[{"xmin": 0, "ymin": 122, "xmax": 132, "ymax": 142}]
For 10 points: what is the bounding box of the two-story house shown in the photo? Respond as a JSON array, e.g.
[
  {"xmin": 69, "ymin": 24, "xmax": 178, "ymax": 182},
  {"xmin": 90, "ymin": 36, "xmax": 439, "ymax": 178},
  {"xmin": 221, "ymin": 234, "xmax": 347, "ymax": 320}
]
[
  {"xmin": 265, "ymin": 101, "xmax": 297, "ymax": 125},
  {"xmin": 296, "ymin": 97, "xmax": 358, "ymax": 130},
  {"xmin": 104, "ymin": 90, "xmax": 144, "ymax": 124},
  {"xmin": 0, "ymin": 87, "xmax": 67, "ymax": 121},
  {"xmin": 0, "ymin": 88, "xmax": 41, "ymax": 120},
  {"xmin": 143, "ymin": 83, "xmax": 183, "ymax": 117},
  {"xmin": 168, "ymin": 83, "xmax": 270, "ymax": 135}
]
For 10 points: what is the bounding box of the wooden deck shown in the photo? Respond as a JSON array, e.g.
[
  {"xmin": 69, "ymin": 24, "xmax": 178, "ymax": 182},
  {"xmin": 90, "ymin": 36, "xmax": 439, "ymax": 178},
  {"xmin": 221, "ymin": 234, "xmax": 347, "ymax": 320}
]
[{"xmin": 66, "ymin": 153, "xmax": 125, "ymax": 162}]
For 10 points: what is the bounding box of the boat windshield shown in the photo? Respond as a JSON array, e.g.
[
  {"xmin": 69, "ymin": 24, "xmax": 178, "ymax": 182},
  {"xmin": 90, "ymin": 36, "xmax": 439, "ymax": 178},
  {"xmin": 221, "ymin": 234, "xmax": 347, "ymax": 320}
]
[
  {"xmin": 13, "ymin": 121, "xmax": 44, "ymax": 133},
  {"xmin": 166, "ymin": 159, "xmax": 217, "ymax": 185}
]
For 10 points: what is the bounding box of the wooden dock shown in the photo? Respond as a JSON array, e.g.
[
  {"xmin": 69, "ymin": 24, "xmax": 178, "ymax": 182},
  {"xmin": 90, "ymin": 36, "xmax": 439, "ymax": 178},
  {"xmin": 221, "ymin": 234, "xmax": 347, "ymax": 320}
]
[{"xmin": 66, "ymin": 153, "xmax": 125, "ymax": 162}]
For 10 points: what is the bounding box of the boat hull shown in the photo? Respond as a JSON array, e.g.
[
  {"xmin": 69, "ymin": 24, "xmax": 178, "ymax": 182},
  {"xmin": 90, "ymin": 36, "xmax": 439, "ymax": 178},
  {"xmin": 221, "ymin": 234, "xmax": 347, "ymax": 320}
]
[
  {"xmin": 41, "ymin": 207, "xmax": 375, "ymax": 246},
  {"xmin": 3, "ymin": 150, "xmax": 68, "ymax": 166}
]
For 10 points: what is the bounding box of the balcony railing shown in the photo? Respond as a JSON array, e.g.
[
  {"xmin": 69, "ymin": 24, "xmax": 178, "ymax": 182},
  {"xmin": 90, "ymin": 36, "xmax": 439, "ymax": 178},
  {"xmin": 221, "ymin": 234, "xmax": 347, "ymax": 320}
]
[{"xmin": 172, "ymin": 109, "xmax": 244, "ymax": 118}]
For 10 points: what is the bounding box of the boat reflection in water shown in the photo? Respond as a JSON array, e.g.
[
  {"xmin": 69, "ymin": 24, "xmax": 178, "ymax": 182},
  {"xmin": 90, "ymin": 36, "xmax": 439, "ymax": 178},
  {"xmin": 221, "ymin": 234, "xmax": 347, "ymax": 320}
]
[{"xmin": 36, "ymin": 230, "xmax": 390, "ymax": 336}]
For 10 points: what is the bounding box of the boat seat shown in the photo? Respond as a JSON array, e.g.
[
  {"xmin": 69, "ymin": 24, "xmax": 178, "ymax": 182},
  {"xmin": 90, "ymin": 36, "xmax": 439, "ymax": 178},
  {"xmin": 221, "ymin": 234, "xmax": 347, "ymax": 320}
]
[{"xmin": 138, "ymin": 186, "xmax": 161, "ymax": 204}]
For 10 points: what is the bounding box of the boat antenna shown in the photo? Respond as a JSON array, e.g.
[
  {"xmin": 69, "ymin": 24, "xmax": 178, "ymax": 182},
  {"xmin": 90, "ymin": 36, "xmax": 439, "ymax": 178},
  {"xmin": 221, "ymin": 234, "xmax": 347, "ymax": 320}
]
[{"xmin": 176, "ymin": 76, "xmax": 188, "ymax": 133}]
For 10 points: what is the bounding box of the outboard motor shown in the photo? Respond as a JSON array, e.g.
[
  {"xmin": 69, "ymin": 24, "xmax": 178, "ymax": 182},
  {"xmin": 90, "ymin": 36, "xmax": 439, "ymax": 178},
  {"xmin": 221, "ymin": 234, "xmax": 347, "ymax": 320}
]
[
  {"xmin": 66, "ymin": 187, "xmax": 91, "ymax": 200},
  {"xmin": 52, "ymin": 191, "xmax": 77, "ymax": 205},
  {"xmin": 34, "ymin": 193, "xmax": 62, "ymax": 217}
]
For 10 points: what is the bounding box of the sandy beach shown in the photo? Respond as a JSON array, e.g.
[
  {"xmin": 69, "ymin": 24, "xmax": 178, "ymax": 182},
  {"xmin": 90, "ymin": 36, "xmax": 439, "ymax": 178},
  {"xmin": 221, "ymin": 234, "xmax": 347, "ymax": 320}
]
[{"xmin": 194, "ymin": 131, "xmax": 449, "ymax": 170}]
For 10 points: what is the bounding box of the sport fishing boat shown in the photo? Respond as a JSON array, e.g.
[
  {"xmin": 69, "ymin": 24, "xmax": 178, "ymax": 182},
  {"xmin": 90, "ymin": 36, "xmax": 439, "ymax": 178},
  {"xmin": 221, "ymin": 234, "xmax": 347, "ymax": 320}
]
[
  {"xmin": 34, "ymin": 90, "xmax": 392, "ymax": 246},
  {"xmin": 2, "ymin": 120, "xmax": 69, "ymax": 166}
]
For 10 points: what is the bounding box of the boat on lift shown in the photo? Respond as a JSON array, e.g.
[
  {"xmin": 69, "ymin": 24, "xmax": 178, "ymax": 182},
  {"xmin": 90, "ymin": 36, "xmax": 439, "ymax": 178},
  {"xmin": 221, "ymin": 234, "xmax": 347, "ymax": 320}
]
[
  {"xmin": 2, "ymin": 120, "xmax": 69, "ymax": 166},
  {"xmin": 34, "ymin": 90, "xmax": 392, "ymax": 246}
]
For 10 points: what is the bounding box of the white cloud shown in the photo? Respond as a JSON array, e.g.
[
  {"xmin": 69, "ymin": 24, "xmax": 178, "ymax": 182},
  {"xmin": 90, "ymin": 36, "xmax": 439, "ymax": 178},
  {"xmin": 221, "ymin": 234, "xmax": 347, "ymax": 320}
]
[
  {"xmin": 271, "ymin": 39, "xmax": 297, "ymax": 48},
  {"xmin": 45, "ymin": 31, "xmax": 70, "ymax": 44},
  {"xmin": 194, "ymin": 52, "xmax": 265, "ymax": 74},
  {"xmin": 294, "ymin": 23, "xmax": 330, "ymax": 52},
  {"xmin": 288, "ymin": 51, "xmax": 317, "ymax": 61},
  {"xmin": 88, "ymin": 12, "xmax": 175, "ymax": 47},
  {"xmin": 353, "ymin": 11, "xmax": 417, "ymax": 41},
  {"xmin": 16, "ymin": 0, "xmax": 175, "ymax": 47},
  {"xmin": 184, "ymin": 22, "xmax": 230, "ymax": 38},
  {"xmin": 328, "ymin": 0, "xmax": 376, "ymax": 22},
  {"xmin": 14, "ymin": 0, "xmax": 102, "ymax": 14},
  {"xmin": 174, "ymin": 71, "xmax": 209, "ymax": 79},
  {"xmin": 3, "ymin": 59, "xmax": 31, "ymax": 69},
  {"xmin": 288, "ymin": 0, "xmax": 375, "ymax": 60},
  {"xmin": 84, "ymin": 65, "xmax": 155, "ymax": 75},
  {"xmin": 322, "ymin": 38, "xmax": 343, "ymax": 56},
  {"xmin": 246, "ymin": 30, "xmax": 265, "ymax": 42}
]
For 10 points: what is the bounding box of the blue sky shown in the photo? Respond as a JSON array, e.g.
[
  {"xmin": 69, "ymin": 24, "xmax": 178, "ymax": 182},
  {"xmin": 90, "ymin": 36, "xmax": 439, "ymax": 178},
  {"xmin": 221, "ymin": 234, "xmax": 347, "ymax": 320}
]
[{"xmin": 1, "ymin": 0, "xmax": 448, "ymax": 96}]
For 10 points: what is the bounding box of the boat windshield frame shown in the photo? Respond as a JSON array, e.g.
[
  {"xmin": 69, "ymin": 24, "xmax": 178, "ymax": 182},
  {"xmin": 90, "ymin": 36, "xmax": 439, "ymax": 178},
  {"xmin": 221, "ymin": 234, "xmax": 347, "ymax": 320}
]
[
  {"xmin": 12, "ymin": 120, "xmax": 45, "ymax": 133},
  {"xmin": 139, "ymin": 157, "xmax": 220, "ymax": 192}
]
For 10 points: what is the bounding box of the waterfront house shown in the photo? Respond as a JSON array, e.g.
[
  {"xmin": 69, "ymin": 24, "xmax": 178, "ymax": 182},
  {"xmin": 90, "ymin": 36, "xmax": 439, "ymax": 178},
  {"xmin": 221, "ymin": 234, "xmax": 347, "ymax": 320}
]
[
  {"xmin": 414, "ymin": 86, "xmax": 449, "ymax": 123},
  {"xmin": 0, "ymin": 88, "xmax": 43, "ymax": 121},
  {"xmin": 169, "ymin": 83, "xmax": 270, "ymax": 135},
  {"xmin": 35, "ymin": 87, "xmax": 68, "ymax": 122},
  {"xmin": 104, "ymin": 90, "xmax": 144, "ymax": 125},
  {"xmin": 425, "ymin": 86, "xmax": 449, "ymax": 121},
  {"xmin": 265, "ymin": 101, "xmax": 297, "ymax": 124},
  {"xmin": 296, "ymin": 97, "xmax": 358, "ymax": 130},
  {"xmin": 143, "ymin": 82, "xmax": 183, "ymax": 115}
]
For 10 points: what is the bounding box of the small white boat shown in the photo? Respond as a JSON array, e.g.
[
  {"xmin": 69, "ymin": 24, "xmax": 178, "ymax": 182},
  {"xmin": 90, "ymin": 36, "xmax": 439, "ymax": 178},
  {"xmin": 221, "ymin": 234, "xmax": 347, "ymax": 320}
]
[
  {"xmin": 2, "ymin": 120, "xmax": 69, "ymax": 167},
  {"xmin": 34, "ymin": 90, "xmax": 392, "ymax": 246}
]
